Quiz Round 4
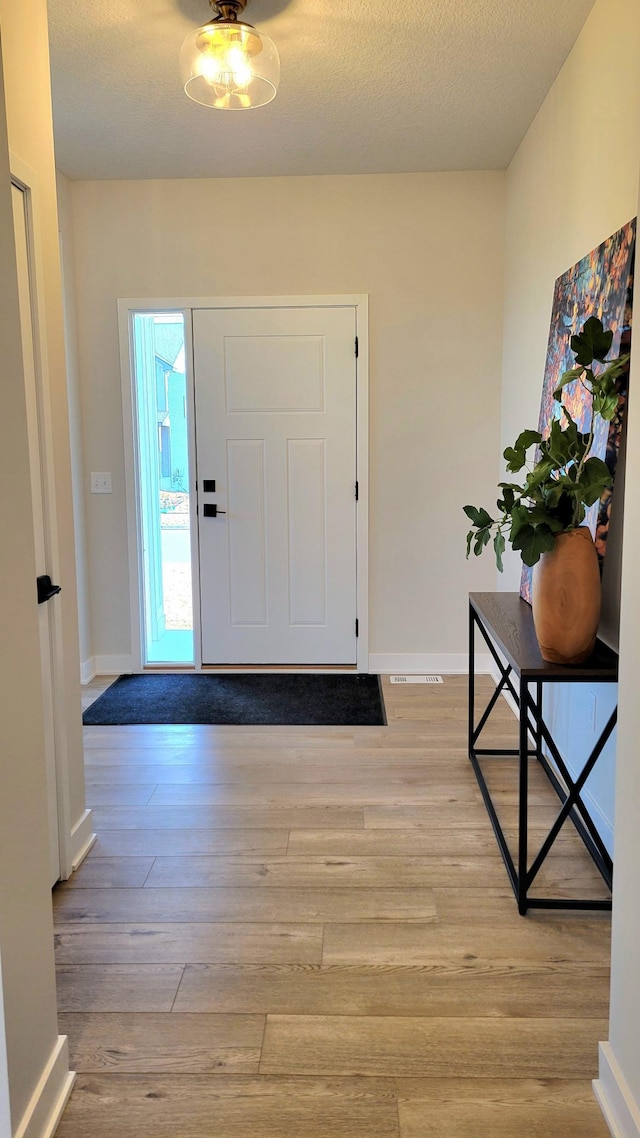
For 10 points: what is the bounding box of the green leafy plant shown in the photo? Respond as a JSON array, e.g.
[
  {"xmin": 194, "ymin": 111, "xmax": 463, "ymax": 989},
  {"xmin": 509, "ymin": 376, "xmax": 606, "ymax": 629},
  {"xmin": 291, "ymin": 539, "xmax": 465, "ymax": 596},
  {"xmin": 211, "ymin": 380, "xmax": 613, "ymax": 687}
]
[{"xmin": 464, "ymin": 317, "xmax": 629, "ymax": 571}]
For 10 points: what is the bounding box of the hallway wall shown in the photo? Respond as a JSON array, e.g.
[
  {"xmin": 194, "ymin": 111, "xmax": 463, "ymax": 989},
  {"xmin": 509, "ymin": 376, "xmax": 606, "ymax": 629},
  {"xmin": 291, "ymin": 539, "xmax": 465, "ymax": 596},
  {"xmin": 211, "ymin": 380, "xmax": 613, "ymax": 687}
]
[
  {"xmin": 65, "ymin": 170, "xmax": 506, "ymax": 671},
  {"xmin": 499, "ymin": 0, "xmax": 640, "ymax": 1127}
]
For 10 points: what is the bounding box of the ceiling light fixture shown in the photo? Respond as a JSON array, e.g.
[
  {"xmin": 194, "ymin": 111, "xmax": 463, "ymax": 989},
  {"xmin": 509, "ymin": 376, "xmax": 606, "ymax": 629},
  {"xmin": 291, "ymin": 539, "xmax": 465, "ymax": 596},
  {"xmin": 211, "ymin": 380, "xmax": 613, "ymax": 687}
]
[{"xmin": 180, "ymin": 0, "xmax": 279, "ymax": 110}]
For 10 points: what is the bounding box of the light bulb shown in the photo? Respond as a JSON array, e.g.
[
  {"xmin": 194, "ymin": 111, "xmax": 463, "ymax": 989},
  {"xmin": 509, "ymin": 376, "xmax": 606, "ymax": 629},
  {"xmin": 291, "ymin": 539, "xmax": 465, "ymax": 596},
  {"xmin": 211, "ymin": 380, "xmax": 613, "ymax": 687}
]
[
  {"xmin": 198, "ymin": 37, "xmax": 252, "ymax": 94},
  {"xmin": 199, "ymin": 53, "xmax": 223, "ymax": 82},
  {"xmin": 227, "ymin": 49, "xmax": 251, "ymax": 87},
  {"xmin": 181, "ymin": 16, "xmax": 280, "ymax": 109}
]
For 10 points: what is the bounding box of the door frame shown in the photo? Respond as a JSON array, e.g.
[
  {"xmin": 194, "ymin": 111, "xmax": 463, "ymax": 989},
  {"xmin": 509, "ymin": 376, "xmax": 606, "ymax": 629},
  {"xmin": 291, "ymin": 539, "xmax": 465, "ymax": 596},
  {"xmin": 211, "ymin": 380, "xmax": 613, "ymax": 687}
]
[
  {"xmin": 10, "ymin": 153, "xmax": 74, "ymax": 880},
  {"xmin": 119, "ymin": 294, "xmax": 369, "ymax": 672}
]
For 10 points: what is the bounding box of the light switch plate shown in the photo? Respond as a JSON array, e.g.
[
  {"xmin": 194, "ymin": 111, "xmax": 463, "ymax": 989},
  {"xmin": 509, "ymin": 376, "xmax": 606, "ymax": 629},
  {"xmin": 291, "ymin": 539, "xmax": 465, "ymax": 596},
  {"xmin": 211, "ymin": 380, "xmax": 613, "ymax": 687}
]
[{"xmin": 91, "ymin": 472, "xmax": 112, "ymax": 494}]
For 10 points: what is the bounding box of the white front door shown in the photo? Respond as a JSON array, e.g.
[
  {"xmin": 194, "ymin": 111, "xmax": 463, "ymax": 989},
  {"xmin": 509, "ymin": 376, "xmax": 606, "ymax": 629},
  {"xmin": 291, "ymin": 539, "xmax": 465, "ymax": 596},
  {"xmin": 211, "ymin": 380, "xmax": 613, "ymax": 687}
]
[
  {"xmin": 11, "ymin": 182, "xmax": 60, "ymax": 884},
  {"xmin": 193, "ymin": 306, "xmax": 357, "ymax": 665}
]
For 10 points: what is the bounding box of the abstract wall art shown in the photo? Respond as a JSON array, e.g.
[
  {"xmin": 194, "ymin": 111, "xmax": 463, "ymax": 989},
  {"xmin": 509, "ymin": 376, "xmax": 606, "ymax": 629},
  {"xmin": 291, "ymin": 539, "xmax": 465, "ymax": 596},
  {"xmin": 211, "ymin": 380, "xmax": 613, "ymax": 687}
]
[{"xmin": 520, "ymin": 219, "xmax": 636, "ymax": 603}]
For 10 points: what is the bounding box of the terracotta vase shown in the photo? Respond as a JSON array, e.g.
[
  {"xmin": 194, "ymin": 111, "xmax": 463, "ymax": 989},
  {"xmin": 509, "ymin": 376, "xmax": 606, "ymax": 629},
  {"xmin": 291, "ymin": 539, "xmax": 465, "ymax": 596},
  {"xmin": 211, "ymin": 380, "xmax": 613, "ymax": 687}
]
[{"xmin": 531, "ymin": 527, "xmax": 601, "ymax": 665}]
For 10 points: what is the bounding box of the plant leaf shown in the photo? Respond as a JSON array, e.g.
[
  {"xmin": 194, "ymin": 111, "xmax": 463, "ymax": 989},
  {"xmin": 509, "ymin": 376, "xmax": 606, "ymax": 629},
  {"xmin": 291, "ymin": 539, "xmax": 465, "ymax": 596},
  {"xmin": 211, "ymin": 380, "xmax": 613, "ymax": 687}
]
[
  {"xmin": 583, "ymin": 456, "xmax": 612, "ymax": 481},
  {"xmin": 494, "ymin": 531, "xmax": 505, "ymax": 573},
  {"xmin": 600, "ymin": 393, "xmax": 620, "ymax": 421},
  {"xmin": 463, "ymin": 505, "xmax": 493, "ymax": 528},
  {"xmin": 503, "ymin": 446, "xmax": 527, "ymax": 472},
  {"xmin": 525, "ymin": 504, "xmax": 560, "ymax": 527},
  {"xmin": 579, "ymin": 456, "xmax": 613, "ymax": 505},
  {"xmin": 553, "ymin": 366, "xmax": 584, "ymax": 400},
  {"xmin": 571, "ymin": 316, "xmax": 614, "ymax": 366},
  {"xmin": 542, "ymin": 417, "xmax": 584, "ymax": 468},
  {"xmin": 512, "ymin": 523, "xmax": 556, "ymax": 567},
  {"xmin": 474, "ymin": 528, "xmax": 492, "ymax": 556},
  {"xmin": 497, "ymin": 487, "xmax": 516, "ymax": 514},
  {"xmin": 513, "ymin": 429, "xmax": 542, "ymax": 451},
  {"xmin": 525, "ymin": 457, "xmax": 557, "ymax": 490},
  {"xmin": 594, "ymin": 355, "xmax": 629, "ymax": 387}
]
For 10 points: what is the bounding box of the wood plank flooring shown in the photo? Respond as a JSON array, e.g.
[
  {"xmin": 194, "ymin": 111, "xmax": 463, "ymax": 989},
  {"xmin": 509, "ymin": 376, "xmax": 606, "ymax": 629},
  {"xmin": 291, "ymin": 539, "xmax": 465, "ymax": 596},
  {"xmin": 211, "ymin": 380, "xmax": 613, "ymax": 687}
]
[{"xmin": 55, "ymin": 674, "xmax": 611, "ymax": 1137}]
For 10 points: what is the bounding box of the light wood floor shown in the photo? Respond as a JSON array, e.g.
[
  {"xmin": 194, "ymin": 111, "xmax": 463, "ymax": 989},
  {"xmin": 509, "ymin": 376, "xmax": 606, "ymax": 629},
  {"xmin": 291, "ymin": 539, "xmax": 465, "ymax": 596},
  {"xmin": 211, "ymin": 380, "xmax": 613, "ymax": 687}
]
[{"xmin": 54, "ymin": 674, "xmax": 612, "ymax": 1137}]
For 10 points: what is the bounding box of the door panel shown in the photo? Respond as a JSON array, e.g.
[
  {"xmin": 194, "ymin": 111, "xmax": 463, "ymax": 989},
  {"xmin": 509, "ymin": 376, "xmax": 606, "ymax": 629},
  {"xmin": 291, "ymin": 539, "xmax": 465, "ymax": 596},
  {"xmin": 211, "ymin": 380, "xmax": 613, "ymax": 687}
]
[
  {"xmin": 288, "ymin": 438, "xmax": 326, "ymax": 626},
  {"xmin": 193, "ymin": 306, "xmax": 357, "ymax": 665},
  {"xmin": 227, "ymin": 438, "xmax": 267, "ymax": 626},
  {"xmin": 225, "ymin": 335, "xmax": 325, "ymax": 411}
]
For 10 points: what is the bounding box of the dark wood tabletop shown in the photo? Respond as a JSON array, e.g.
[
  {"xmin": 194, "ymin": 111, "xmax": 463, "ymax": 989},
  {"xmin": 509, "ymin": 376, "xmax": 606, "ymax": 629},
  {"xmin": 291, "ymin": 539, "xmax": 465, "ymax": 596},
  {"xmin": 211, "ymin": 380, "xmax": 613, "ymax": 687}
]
[{"xmin": 470, "ymin": 592, "xmax": 618, "ymax": 681}]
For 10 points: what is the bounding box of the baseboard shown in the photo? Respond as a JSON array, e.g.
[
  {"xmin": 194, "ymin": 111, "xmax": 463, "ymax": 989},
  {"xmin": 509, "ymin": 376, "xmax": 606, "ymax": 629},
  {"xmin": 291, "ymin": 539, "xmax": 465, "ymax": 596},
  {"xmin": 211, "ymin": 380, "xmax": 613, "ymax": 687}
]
[
  {"xmin": 369, "ymin": 653, "xmax": 492, "ymax": 674},
  {"xmin": 488, "ymin": 658, "xmax": 615, "ymax": 856},
  {"xmin": 594, "ymin": 1042, "xmax": 640, "ymax": 1138},
  {"xmin": 79, "ymin": 656, "xmax": 96, "ymax": 685},
  {"xmin": 68, "ymin": 809, "xmax": 96, "ymax": 874},
  {"xmin": 13, "ymin": 1035, "xmax": 75, "ymax": 1138},
  {"xmin": 93, "ymin": 654, "xmax": 132, "ymax": 675},
  {"xmin": 580, "ymin": 790, "xmax": 614, "ymax": 859},
  {"xmin": 99, "ymin": 653, "xmax": 494, "ymax": 677},
  {"xmin": 488, "ymin": 658, "xmax": 520, "ymax": 719}
]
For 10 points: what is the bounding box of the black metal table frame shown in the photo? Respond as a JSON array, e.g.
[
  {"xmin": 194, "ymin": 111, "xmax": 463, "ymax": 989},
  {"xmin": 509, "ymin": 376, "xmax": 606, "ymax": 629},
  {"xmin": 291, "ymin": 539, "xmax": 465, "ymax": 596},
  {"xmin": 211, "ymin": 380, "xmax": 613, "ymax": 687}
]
[{"xmin": 468, "ymin": 600, "xmax": 615, "ymax": 915}]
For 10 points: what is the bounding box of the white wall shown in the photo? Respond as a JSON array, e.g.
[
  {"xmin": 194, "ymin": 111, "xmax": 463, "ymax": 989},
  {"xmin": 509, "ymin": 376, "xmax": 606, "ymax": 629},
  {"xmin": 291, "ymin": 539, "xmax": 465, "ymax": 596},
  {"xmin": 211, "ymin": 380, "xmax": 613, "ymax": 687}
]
[
  {"xmin": 502, "ymin": 0, "xmax": 640, "ymax": 586},
  {"xmin": 501, "ymin": 0, "xmax": 640, "ymax": 1129},
  {"xmin": 67, "ymin": 171, "xmax": 505, "ymax": 668}
]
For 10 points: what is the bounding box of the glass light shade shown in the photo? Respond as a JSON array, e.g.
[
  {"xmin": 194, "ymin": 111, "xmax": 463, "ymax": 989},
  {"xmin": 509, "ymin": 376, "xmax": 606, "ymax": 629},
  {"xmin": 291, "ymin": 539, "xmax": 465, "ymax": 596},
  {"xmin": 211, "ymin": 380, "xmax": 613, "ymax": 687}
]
[{"xmin": 180, "ymin": 20, "xmax": 279, "ymax": 109}]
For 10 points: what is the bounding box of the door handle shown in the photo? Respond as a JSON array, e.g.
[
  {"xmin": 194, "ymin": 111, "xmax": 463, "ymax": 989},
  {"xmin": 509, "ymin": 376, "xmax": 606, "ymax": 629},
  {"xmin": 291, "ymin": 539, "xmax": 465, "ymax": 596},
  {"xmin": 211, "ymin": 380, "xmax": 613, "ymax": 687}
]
[
  {"xmin": 37, "ymin": 575, "xmax": 62, "ymax": 604},
  {"xmin": 202, "ymin": 504, "xmax": 226, "ymax": 517}
]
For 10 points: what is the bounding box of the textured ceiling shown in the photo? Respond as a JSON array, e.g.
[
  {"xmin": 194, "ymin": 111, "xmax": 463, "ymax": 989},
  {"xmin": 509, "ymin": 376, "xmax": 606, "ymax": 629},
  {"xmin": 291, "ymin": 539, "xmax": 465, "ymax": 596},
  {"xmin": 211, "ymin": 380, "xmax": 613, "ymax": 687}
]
[{"xmin": 47, "ymin": 0, "xmax": 595, "ymax": 180}]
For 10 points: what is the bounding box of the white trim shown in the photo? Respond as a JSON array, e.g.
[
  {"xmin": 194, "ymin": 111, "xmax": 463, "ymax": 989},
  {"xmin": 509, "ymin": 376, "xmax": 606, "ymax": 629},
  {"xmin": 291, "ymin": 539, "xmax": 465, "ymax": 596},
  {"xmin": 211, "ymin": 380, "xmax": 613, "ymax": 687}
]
[
  {"xmin": 68, "ymin": 809, "xmax": 96, "ymax": 874},
  {"xmin": 580, "ymin": 789, "xmax": 614, "ymax": 859},
  {"xmin": 0, "ymin": 955, "xmax": 11, "ymax": 1138},
  {"xmin": 370, "ymin": 653, "xmax": 492, "ymax": 674},
  {"xmin": 118, "ymin": 307, "xmax": 144, "ymax": 673},
  {"xmin": 94, "ymin": 654, "xmax": 133, "ymax": 675},
  {"xmin": 354, "ymin": 298, "xmax": 369, "ymax": 673},
  {"xmin": 119, "ymin": 293, "xmax": 369, "ymax": 311},
  {"xmin": 488, "ymin": 657, "xmax": 520, "ymax": 719},
  {"xmin": 79, "ymin": 657, "xmax": 96, "ymax": 685},
  {"xmin": 13, "ymin": 1035, "xmax": 74, "ymax": 1138},
  {"xmin": 594, "ymin": 1042, "xmax": 640, "ymax": 1138},
  {"xmin": 489, "ymin": 657, "xmax": 615, "ymax": 853},
  {"xmin": 183, "ymin": 311, "xmax": 202, "ymax": 673},
  {"xmin": 118, "ymin": 295, "xmax": 370, "ymax": 672}
]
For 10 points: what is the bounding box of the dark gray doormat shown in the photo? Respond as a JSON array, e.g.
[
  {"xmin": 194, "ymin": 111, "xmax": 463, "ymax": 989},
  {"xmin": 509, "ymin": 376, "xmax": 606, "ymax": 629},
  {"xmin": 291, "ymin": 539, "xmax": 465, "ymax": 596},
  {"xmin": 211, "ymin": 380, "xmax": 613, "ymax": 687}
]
[{"xmin": 83, "ymin": 672, "xmax": 386, "ymax": 726}]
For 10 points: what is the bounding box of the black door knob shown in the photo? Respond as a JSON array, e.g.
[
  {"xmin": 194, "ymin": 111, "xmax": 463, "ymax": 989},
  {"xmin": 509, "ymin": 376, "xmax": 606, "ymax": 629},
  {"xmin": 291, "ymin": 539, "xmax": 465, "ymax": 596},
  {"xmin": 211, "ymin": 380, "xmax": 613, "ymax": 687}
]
[{"xmin": 36, "ymin": 575, "xmax": 62, "ymax": 604}]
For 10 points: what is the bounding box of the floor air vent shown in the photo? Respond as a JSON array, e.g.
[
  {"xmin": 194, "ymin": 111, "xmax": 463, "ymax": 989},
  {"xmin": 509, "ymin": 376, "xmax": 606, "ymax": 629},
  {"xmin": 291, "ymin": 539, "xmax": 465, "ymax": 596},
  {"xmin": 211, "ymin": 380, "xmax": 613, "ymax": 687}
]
[{"xmin": 390, "ymin": 675, "xmax": 444, "ymax": 684}]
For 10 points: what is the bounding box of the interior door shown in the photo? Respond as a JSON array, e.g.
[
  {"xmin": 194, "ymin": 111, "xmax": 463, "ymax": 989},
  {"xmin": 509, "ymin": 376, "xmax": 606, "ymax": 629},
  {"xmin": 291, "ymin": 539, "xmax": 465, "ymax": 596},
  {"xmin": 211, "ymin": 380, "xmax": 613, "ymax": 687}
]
[
  {"xmin": 193, "ymin": 306, "xmax": 357, "ymax": 665},
  {"xmin": 11, "ymin": 181, "xmax": 60, "ymax": 884}
]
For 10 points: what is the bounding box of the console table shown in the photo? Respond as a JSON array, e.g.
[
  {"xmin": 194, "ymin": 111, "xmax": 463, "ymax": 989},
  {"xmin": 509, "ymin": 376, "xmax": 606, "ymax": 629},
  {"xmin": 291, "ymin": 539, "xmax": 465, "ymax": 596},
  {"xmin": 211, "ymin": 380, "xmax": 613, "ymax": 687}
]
[{"xmin": 468, "ymin": 592, "xmax": 617, "ymax": 915}]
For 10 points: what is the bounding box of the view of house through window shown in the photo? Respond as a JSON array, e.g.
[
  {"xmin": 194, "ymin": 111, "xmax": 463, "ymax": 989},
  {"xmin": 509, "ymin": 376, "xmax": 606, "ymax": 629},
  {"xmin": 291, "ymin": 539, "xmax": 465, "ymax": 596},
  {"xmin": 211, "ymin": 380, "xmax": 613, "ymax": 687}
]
[{"xmin": 131, "ymin": 312, "xmax": 194, "ymax": 664}]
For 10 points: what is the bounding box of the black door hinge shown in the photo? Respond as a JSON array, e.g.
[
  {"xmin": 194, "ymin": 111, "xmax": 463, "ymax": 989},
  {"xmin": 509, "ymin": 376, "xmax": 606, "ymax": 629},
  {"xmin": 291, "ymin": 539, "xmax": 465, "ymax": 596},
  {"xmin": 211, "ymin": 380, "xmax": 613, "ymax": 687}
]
[
  {"xmin": 355, "ymin": 481, "xmax": 359, "ymax": 500},
  {"xmin": 355, "ymin": 619, "xmax": 359, "ymax": 638},
  {"xmin": 355, "ymin": 336, "xmax": 359, "ymax": 358}
]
